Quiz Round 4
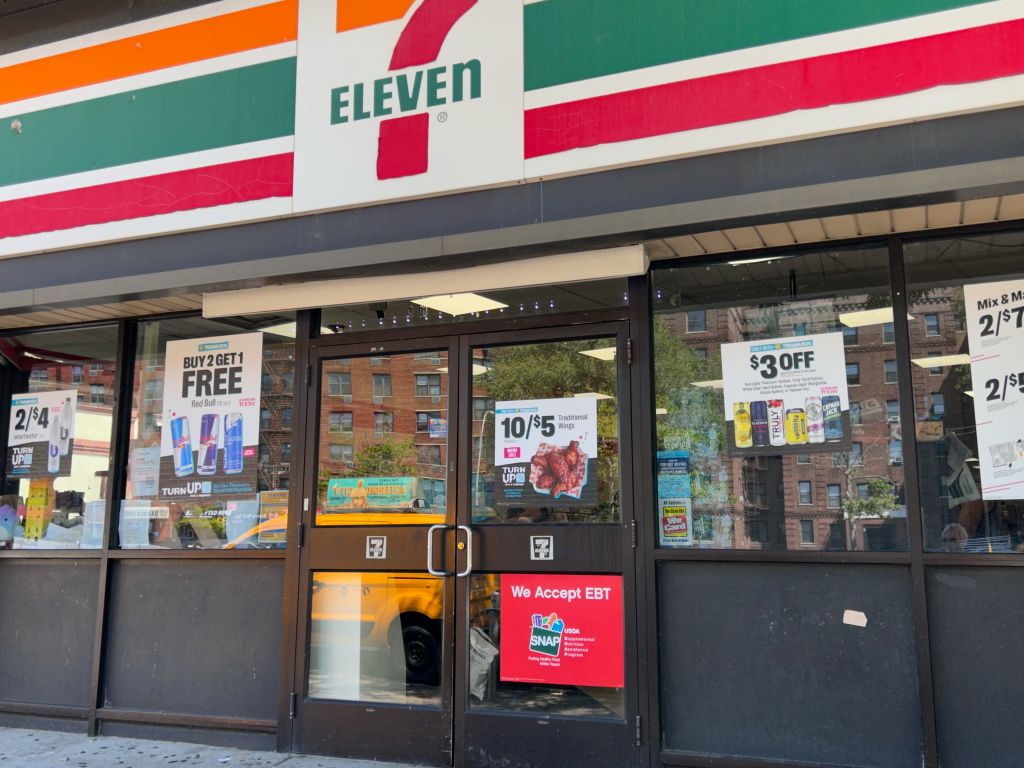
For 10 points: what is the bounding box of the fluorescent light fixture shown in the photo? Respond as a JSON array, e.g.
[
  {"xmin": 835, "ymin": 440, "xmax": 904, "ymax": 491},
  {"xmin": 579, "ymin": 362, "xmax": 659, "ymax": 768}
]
[
  {"xmin": 412, "ymin": 293, "xmax": 507, "ymax": 316},
  {"xmin": 438, "ymin": 364, "xmax": 490, "ymax": 376},
  {"xmin": 655, "ymin": 408, "xmax": 668, "ymax": 415},
  {"xmin": 911, "ymin": 354, "xmax": 971, "ymax": 368},
  {"xmin": 574, "ymin": 392, "xmax": 614, "ymax": 400},
  {"xmin": 691, "ymin": 379, "xmax": 724, "ymax": 389},
  {"xmin": 260, "ymin": 322, "xmax": 334, "ymax": 338},
  {"xmin": 727, "ymin": 256, "xmax": 786, "ymax": 267},
  {"xmin": 204, "ymin": 245, "xmax": 648, "ymax": 318},
  {"xmin": 839, "ymin": 307, "xmax": 893, "ymax": 327},
  {"xmin": 579, "ymin": 347, "xmax": 617, "ymax": 361}
]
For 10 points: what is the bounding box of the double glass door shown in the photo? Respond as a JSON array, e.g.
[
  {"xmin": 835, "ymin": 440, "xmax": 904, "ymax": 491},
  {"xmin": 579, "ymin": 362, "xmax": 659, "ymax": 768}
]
[{"xmin": 290, "ymin": 323, "xmax": 640, "ymax": 768}]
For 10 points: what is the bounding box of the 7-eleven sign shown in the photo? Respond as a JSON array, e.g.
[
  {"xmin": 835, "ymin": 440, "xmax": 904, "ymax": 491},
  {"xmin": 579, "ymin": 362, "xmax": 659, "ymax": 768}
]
[{"xmin": 294, "ymin": 0, "xmax": 523, "ymax": 212}]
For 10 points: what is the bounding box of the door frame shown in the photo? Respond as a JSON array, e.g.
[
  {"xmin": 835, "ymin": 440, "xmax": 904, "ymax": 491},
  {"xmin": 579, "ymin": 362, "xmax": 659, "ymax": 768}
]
[{"xmin": 277, "ymin": 299, "xmax": 651, "ymax": 766}]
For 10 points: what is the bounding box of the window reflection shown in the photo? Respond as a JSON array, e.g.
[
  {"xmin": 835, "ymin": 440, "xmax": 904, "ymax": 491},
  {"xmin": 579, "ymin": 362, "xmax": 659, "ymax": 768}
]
[{"xmin": 652, "ymin": 247, "xmax": 909, "ymax": 551}]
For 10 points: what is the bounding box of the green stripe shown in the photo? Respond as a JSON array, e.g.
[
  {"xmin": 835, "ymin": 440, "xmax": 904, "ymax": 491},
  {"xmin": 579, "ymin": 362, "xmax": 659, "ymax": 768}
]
[
  {"xmin": 1, "ymin": 58, "xmax": 296, "ymax": 188},
  {"xmin": 525, "ymin": 0, "xmax": 993, "ymax": 91}
]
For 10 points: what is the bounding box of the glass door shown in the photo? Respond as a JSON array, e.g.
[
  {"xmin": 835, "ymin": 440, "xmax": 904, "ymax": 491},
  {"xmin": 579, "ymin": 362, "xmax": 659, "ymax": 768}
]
[
  {"xmin": 453, "ymin": 323, "xmax": 642, "ymax": 768},
  {"xmin": 291, "ymin": 337, "xmax": 460, "ymax": 764}
]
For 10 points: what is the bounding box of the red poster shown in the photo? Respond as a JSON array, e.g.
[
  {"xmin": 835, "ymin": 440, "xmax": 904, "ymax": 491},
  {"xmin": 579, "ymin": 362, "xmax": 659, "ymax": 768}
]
[{"xmin": 500, "ymin": 574, "xmax": 624, "ymax": 688}]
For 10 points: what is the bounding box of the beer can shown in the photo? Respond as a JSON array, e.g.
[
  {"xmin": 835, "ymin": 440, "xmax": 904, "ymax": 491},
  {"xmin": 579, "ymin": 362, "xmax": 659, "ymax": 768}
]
[
  {"xmin": 767, "ymin": 399, "xmax": 787, "ymax": 447},
  {"xmin": 750, "ymin": 400, "xmax": 769, "ymax": 447},
  {"xmin": 223, "ymin": 412, "xmax": 244, "ymax": 474},
  {"xmin": 805, "ymin": 396, "xmax": 825, "ymax": 444},
  {"xmin": 823, "ymin": 395, "xmax": 843, "ymax": 441},
  {"xmin": 171, "ymin": 416, "xmax": 194, "ymax": 477},
  {"xmin": 197, "ymin": 413, "xmax": 220, "ymax": 476},
  {"xmin": 733, "ymin": 402, "xmax": 753, "ymax": 448},
  {"xmin": 785, "ymin": 408, "xmax": 808, "ymax": 445}
]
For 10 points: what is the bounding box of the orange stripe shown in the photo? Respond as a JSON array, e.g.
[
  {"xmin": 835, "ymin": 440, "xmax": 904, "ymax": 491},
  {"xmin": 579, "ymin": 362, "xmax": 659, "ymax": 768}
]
[
  {"xmin": 337, "ymin": 0, "xmax": 416, "ymax": 32},
  {"xmin": 0, "ymin": 0, "xmax": 298, "ymax": 106}
]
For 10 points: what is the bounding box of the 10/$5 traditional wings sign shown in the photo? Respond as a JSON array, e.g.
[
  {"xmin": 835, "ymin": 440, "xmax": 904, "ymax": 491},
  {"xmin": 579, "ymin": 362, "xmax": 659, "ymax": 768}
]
[{"xmin": 2, "ymin": 0, "xmax": 1024, "ymax": 256}]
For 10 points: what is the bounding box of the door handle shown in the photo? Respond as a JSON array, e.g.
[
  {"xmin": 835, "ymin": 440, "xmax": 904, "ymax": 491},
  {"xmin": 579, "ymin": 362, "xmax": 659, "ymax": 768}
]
[
  {"xmin": 456, "ymin": 525, "xmax": 474, "ymax": 578},
  {"xmin": 426, "ymin": 524, "xmax": 453, "ymax": 576}
]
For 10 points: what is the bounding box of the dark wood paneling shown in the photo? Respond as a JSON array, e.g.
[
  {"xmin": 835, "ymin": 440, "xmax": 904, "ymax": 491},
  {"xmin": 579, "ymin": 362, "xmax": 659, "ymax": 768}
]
[
  {"xmin": 98, "ymin": 720, "xmax": 277, "ymax": 751},
  {"xmin": 103, "ymin": 560, "xmax": 283, "ymax": 719},
  {"xmin": 0, "ymin": 560, "xmax": 99, "ymax": 707}
]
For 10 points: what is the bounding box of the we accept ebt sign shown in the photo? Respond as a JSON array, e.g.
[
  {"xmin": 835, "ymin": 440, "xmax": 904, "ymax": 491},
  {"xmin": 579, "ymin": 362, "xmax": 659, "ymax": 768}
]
[{"xmin": 499, "ymin": 574, "xmax": 623, "ymax": 688}]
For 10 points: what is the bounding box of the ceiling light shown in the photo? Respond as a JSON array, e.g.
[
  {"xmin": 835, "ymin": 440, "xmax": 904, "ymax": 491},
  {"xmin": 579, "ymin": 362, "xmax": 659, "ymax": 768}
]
[
  {"xmin": 839, "ymin": 307, "xmax": 895, "ymax": 327},
  {"xmin": 691, "ymin": 379, "xmax": 724, "ymax": 389},
  {"xmin": 573, "ymin": 392, "xmax": 614, "ymax": 400},
  {"xmin": 412, "ymin": 293, "xmax": 507, "ymax": 316},
  {"xmin": 260, "ymin": 322, "xmax": 334, "ymax": 338},
  {"xmin": 655, "ymin": 408, "xmax": 668, "ymax": 415},
  {"xmin": 727, "ymin": 256, "xmax": 787, "ymax": 267},
  {"xmin": 438, "ymin": 364, "xmax": 490, "ymax": 376},
  {"xmin": 579, "ymin": 347, "xmax": 616, "ymax": 361},
  {"xmin": 911, "ymin": 354, "xmax": 971, "ymax": 368}
]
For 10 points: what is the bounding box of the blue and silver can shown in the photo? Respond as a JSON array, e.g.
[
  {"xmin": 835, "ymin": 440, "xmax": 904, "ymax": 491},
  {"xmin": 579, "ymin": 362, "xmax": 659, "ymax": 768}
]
[
  {"xmin": 197, "ymin": 413, "xmax": 220, "ymax": 476},
  {"xmin": 823, "ymin": 395, "xmax": 843, "ymax": 441},
  {"xmin": 223, "ymin": 412, "xmax": 244, "ymax": 474},
  {"xmin": 171, "ymin": 416, "xmax": 194, "ymax": 477}
]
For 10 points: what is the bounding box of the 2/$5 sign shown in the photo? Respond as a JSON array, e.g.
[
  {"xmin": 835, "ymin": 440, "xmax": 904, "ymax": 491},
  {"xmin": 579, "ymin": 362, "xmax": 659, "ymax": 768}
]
[{"xmin": 329, "ymin": 59, "xmax": 482, "ymax": 123}]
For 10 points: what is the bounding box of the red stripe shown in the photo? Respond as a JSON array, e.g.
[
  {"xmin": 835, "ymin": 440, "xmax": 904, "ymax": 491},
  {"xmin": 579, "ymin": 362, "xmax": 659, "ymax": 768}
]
[
  {"xmin": 525, "ymin": 19, "xmax": 1024, "ymax": 159},
  {"xmin": 0, "ymin": 154, "xmax": 293, "ymax": 240}
]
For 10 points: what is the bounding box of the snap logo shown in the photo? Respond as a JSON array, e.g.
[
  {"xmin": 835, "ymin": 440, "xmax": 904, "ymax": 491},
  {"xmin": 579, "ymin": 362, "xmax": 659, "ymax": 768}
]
[{"xmin": 331, "ymin": 0, "xmax": 480, "ymax": 180}]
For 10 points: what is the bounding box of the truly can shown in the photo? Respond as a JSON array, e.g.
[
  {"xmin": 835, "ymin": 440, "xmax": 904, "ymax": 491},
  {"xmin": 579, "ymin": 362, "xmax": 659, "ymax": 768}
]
[
  {"xmin": 197, "ymin": 414, "xmax": 220, "ymax": 476},
  {"xmin": 785, "ymin": 408, "xmax": 808, "ymax": 445},
  {"xmin": 223, "ymin": 413, "xmax": 244, "ymax": 474},
  {"xmin": 750, "ymin": 400, "xmax": 769, "ymax": 447},
  {"xmin": 733, "ymin": 402, "xmax": 753, "ymax": 448},
  {"xmin": 805, "ymin": 396, "xmax": 825, "ymax": 444},
  {"xmin": 171, "ymin": 416, "xmax": 194, "ymax": 477},
  {"xmin": 823, "ymin": 395, "xmax": 843, "ymax": 441},
  {"xmin": 767, "ymin": 399, "xmax": 787, "ymax": 447},
  {"xmin": 47, "ymin": 405, "xmax": 62, "ymax": 474}
]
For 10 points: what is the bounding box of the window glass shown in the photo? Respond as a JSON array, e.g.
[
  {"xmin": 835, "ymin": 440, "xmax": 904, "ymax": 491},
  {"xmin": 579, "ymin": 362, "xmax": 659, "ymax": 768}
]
[
  {"xmin": 0, "ymin": 325, "xmax": 119, "ymax": 549},
  {"xmin": 120, "ymin": 316, "xmax": 295, "ymax": 549},
  {"xmin": 905, "ymin": 231, "xmax": 1024, "ymax": 553},
  {"xmin": 652, "ymin": 246, "xmax": 908, "ymax": 551}
]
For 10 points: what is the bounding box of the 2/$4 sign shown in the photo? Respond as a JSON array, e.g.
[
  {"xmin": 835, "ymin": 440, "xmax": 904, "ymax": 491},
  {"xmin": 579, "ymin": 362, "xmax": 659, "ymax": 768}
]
[{"xmin": 292, "ymin": 0, "xmax": 523, "ymax": 212}]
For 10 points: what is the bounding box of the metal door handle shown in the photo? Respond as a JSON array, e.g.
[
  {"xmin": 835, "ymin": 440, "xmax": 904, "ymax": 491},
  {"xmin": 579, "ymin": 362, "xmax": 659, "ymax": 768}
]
[
  {"xmin": 426, "ymin": 524, "xmax": 453, "ymax": 576},
  {"xmin": 456, "ymin": 525, "xmax": 473, "ymax": 577}
]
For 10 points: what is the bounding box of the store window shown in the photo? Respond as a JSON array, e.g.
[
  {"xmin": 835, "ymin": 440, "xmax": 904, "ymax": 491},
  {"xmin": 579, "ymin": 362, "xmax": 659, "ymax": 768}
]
[
  {"xmin": 119, "ymin": 316, "xmax": 295, "ymax": 549},
  {"xmin": 0, "ymin": 325, "xmax": 119, "ymax": 549},
  {"xmin": 905, "ymin": 230, "xmax": 1024, "ymax": 553},
  {"xmin": 652, "ymin": 246, "xmax": 909, "ymax": 551}
]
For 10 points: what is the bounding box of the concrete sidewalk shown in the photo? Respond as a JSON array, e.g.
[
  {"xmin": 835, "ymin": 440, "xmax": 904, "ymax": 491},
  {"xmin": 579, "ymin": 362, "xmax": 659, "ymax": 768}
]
[{"xmin": 0, "ymin": 728, "xmax": 426, "ymax": 768}]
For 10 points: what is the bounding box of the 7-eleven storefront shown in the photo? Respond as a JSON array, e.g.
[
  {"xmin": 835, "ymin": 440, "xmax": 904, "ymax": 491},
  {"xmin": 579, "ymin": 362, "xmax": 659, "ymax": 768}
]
[{"xmin": 2, "ymin": 2, "xmax": 1024, "ymax": 768}]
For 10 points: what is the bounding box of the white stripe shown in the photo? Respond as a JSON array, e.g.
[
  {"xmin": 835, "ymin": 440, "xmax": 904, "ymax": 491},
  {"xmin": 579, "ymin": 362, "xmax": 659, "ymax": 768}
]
[
  {"xmin": 525, "ymin": 0, "xmax": 1022, "ymax": 108},
  {"xmin": 0, "ymin": 0, "xmax": 286, "ymax": 68},
  {"xmin": 0, "ymin": 197, "xmax": 294, "ymax": 261},
  {"xmin": 0, "ymin": 43, "xmax": 296, "ymax": 120},
  {"xmin": 525, "ymin": 74, "xmax": 1024, "ymax": 181},
  {"xmin": 0, "ymin": 137, "xmax": 294, "ymax": 202}
]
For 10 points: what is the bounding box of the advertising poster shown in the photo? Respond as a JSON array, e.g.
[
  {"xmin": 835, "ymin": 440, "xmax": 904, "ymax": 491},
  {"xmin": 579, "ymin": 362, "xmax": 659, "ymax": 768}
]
[
  {"xmin": 657, "ymin": 451, "xmax": 693, "ymax": 547},
  {"xmin": 493, "ymin": 398, "xmax": 598, "ymax": 509},
  {"xmin": 5, "ymin": 389, "xmax": 77, "ymax": 478},
  {"xmin": 159, "ymin": 332, "xmax": 262, "ymax": 500},
  {"xmin": 258, "ymin": 490, "xmax": 290, "ymax": 545},
  {"xmin": 964, "ymin": 278, "xmax": 1024, "ymax": 499},
  {"xmin": 721, "ymin": 332, "xmax": 850, "ymax": 456},
  {"xmin": 325, "ymin": 477, "xmax": 415, "ymax": 511},
  {"xmin": 500, "ymin": 574, "xmax": 623, "ymax": 688}
]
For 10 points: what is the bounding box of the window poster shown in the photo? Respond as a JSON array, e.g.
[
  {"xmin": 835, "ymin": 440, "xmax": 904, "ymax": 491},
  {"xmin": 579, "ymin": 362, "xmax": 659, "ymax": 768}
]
[
  {"xmin": 721, "ymin": 332, "xmax": 850, "ymax": 456},
  {"xmin": 325, "ymin": 477, "xmax": 416, "ymax": 510},
  {"xmin": 5, "ymin": 389, "xmax": 77, "ymax": 478},
  {"xmin": 657, "ymin": 451, "xmax": 693, "ymax": 547},
  {"xmin": 500, "ymin": 574, "xmax": 623, "ymax": 688},
  {"xmin": 964, "ymin": 278, "xmax": 1024, "ymax": 499},
  {"xmin": 158, "ymin": 332, "xmax": 262, "ymax": 500},
  {"xmin": 493, "ymin": 398, "xmax": 598, "ymax": 508},
  {"xmin": 257, "ymin": 490, "xmax": 290, "ymax": 545}
]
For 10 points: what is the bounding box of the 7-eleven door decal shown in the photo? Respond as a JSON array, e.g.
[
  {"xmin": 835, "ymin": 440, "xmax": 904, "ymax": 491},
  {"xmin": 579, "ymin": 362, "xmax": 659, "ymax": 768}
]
[{"xmin": 293, "ymin": 0, "xmax": 523, "ymax": 212}]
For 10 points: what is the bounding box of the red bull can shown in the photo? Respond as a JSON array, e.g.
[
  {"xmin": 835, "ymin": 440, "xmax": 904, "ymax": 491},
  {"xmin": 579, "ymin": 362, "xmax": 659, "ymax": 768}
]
[
  {"xmin": 223, "ymin": 413, "xmax": 244, "ymax": 475},
  {"xmin": 197, "ymin": 413, "xmax": 220, "ymax": 476},
  {"xmin": 171, "ymin": 416, "xmax": 194, "ymax": 477}
]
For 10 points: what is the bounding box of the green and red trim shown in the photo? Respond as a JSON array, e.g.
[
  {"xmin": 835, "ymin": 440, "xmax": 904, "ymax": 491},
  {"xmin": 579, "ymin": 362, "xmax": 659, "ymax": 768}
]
[
  {"xmin": 0, "ymin": 153, "xmax": 293, "ymax": 240},
  {"xmin": 525, "ymin": 19, "xmax": 1024, "ymax": 158}
]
